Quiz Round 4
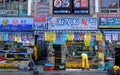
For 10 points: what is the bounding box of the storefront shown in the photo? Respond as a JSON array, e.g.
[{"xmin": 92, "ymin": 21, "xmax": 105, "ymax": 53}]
[
  {"xmin": 35, "ymin": 17, "xmax": 108, "ymax": 70},
  {"xmin": 98, "ymin": 14, "xmax": 120, "ymax": 68},
  {"xmin": 0, "ymin": 17, "xmax": 34, "ymax": 69}
]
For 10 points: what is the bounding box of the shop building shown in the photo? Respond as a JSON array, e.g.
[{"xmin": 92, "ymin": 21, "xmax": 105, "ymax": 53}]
[{"xmin": 0, "ymin": 0, "xmax": 34, "ymax": 70}]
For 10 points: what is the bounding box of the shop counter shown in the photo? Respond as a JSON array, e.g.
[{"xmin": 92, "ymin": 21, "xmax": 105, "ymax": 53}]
[{"xmin": 66, "ymin": 56, "xmax": 99, "ymax": 68}]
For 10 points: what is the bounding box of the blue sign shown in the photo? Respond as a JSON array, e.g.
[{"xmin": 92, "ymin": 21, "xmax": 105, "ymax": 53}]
[
  {"xmin": 0, "ymin": 17, "xmax": 33, "ymax": 30},
  {"xmin": 98, "ymin": 14, "xmax": 120, "ymax": 28},
  {"xmin": 48, "ymin": 17, "xmax": 97, "ymax": 30}
]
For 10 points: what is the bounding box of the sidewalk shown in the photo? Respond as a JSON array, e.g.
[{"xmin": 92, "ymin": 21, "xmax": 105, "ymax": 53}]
[{"xmin": 0, "ymin": 69, "xmax": 108, "ymax": 75}]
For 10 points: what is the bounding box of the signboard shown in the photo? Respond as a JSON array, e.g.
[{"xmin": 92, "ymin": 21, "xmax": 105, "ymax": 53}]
[
  {"xmin": 48, "ymin": 17, "xmax": 97, "ymax": 30},
  {"xmin": 53, "ymin": 0, "xmax": 71, "ymax": 14},
  {"xmin": 98, "ymin": 14, "xmax": 120, "ymax": 28},
  {"xmin": 73, "ymin": 0, "xmax": 89, "ymax": 14},
  {"xmin": 34, "ymin": 14, "xmax": 47, "ymax": 30},
  {"xmin": 35, "ymin": 2, "xmax": 49, "ymax": 15},
  {"xmin": 0, "ymin": 17, "xmax": 33, "ymax": 31}
]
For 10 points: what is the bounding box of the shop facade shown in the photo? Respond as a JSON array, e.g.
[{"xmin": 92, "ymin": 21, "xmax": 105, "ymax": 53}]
[
  {"xmin": 34, "ymin": 16, "xmax": 110, "ymax": 70},
  {"xmin": 98, "ymin": 14, "xmax": 120, "ymax": 67},
  {"xmin": 0, "ymin": 17, "xmax": 34, "ymax": 69}
]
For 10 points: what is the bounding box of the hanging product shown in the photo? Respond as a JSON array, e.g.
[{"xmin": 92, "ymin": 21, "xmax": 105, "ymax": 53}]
[{"xmin": 84, "ymin": 40, "xmax": 90, "ymax": 47}]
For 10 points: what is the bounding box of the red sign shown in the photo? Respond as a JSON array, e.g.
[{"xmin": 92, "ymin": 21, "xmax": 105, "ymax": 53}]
[{"xmin": 34, "ymin": 14, "xmax": 46, "ymax": 22}]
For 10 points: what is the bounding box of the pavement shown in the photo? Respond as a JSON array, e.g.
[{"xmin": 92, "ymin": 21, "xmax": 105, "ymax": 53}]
[{"xmin": 0, "ymin": 69, "xmax": 108, "ymax": 75}]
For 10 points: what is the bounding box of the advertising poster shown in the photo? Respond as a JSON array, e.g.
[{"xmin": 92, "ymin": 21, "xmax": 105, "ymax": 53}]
[
  {"xmin": 34, "ymin": 14, "xmax": 47, "ymax": 30},
  {"xmin": 53, "ymin": 0, "xmax": 71, "ymax": 14},
  {"xmin": 48, "ymin": 17, "xmax": 97, "ymax": 30},
  {"xmin": 0, "ymin": 17, "xmax": 33, "ymax": 30},
  {"xmin": 98, "ymin": 14, "xmax": 120, "ymax": 28},
  {"xmin": 73, "ymin": 0, "xmax": 89, "ymax": 14}
]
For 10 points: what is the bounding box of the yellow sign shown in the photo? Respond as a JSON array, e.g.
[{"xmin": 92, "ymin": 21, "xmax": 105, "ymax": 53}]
[{"xmin": 68, "ymin": 32, "xmax": 74, "ymax": 41}]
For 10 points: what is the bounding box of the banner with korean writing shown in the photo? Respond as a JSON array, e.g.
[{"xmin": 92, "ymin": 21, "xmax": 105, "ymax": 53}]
[
  {"xmin": 98, "ymin": 14, "xmax": 120, "ymax": 28},
  {"xmin": 0, "ymin": 17, "xmax": 33, "ymax": 31},
  {"xmin": 34, "ymin": 14, "xmax": 47, "ymax": 30},
  {"xmin": 48, "ymin": 17, "xmax": 97, "ymax": 30}
]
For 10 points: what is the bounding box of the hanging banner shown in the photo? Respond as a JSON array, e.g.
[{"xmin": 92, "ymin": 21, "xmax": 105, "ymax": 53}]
[
  {"xmin": 98, "ymin": 14, "xmax": 120, "ymax": 28},
  {"xmin": 74, "ymin": 32, "xmax": 80, "ymax": 40},
  {"xmin": 15, "ymin": 33, "xmax": 21, "ymax": 42},
  {"xmin": 68, "ymin": 32, "xmax": 74, "ymax": 41},
  {"xmin": 85, "ymin": 32, "xmax": 91, "ymax": 40},
  {"xmin": 0, "ymin": 17, "xmax": 33, "ymax": 31},
  {"xmin": 62, "ymin": 32, "xmax": 68, "ymax": 41},
  {"xmin": 38, "ymin": 32, "xmax": 44, "ymax": 40},
  {"xmin": 112, "ymin": 33, "xmax": 118, "ymax": 41},
  {"xmin": 50, "ymin": 32, "xmax": 56, "ymax": 41},
  {"xmin": 8, "ymin": 33, "xmax": 15, "ymax": 41},
  {"xmin": 45, "ymin": 32, "xmax": 51, "ymax": 41},
  {"xmin": 56, "ymin": 32, "xmax": 62, "ymax": 41},
  {"xmin": 48, "ymin": 17, "xmax": 97, "ymax": 30},
  {"xmin": 96, "ymin": 32, "xmax": 102, "ymax": 40},
  {"xmin": 34, "ymin": 14, "xmax": 47, "ymax": 30},
  {"xmin": 3, "ymin": 33, "xmax": 8, "ymax": 41},
  {"xmin": 105, "ymin": 34, "xmax": 111, "ymax": 42}
]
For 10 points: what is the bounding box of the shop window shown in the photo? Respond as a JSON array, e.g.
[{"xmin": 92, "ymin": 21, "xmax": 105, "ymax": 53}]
[
  {"xmin": 100, "ymin": 0, "xmax": 120, "ymax": 13},
  {"xmin": 0, "ymin": 0, "xmax": 30, "ymax": 17}
]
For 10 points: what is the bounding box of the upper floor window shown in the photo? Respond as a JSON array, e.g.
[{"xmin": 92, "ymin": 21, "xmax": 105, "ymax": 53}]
[
  {"xmin": 0, "ymin": 0, "xmax": 32, "ymax": 17},
  {"xmin": 100, "ymin": 0, "xmax": 120, "ymax": 13}
]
